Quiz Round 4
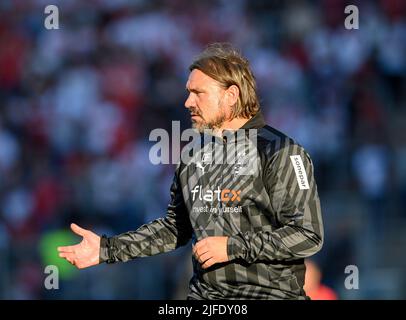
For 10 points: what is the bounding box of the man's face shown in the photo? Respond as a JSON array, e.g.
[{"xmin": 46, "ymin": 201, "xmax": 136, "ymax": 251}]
[{"xmin": 185, "ymin": 69, "xmax": 229, "ymax": 132}]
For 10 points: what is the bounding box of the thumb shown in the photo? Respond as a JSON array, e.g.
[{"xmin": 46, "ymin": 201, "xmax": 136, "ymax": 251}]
[{"xmin": 71, "ymin": 223, "xmax": 88, "ymax": 237}]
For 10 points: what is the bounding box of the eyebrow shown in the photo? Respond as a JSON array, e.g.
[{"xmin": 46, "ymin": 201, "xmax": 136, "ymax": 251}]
[{"xmin": 186, "ymin": 87, "xmax": 204, "ymax": 94}]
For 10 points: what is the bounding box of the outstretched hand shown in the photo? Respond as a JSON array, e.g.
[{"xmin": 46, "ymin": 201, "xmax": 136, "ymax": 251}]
[{"xmin": 57, "ymin": 223, "xmax": 101, "ymax": 269}]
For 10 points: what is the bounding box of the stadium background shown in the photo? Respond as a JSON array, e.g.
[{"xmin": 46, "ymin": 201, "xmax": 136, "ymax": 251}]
[{"xmin": 0, "ymin": 0, "xmax": 405, "ymax": 299}]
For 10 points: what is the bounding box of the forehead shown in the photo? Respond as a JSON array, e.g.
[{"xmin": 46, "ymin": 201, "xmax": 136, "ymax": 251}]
[{"xmin": 186, "ymin": 69, "xmax": 221, "ymax": 90}]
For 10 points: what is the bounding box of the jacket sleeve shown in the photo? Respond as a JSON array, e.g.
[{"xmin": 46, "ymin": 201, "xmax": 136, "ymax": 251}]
[
  {"xmin": 99, "ymin": 165, "xmax": 193, "ymax": 263},
  {"xmin": 227, "ymin": 144, "xmax": 324, "ymax": 263}
]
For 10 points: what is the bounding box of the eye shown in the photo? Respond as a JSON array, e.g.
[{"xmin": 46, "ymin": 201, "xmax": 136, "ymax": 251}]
[{"xmin": 186, "ymin": 89, "xmax": 199, "ymax": 94}]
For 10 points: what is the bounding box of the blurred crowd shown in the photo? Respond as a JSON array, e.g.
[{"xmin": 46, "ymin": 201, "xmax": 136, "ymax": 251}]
[{"xmin": 0, "ymin": 0, "xmax": 405, "ymax": 299}]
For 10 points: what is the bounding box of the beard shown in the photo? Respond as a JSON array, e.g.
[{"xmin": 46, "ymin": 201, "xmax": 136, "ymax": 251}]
[{"xmin": 189, "ymin": 105, "xmax": 228, "ymax": 133}]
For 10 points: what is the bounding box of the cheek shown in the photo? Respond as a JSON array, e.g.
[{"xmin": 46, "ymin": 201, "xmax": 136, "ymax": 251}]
[
  {"xmin": 198, "ymin": 95, "xmax": 221, "ymax": 118},
  {"xmin": 203, "ymin": 96, "xmax": 220, "ymax": 112}
]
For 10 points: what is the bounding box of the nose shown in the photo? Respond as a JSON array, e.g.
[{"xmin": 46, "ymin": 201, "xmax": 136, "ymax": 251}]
[{"xmin": 184, "ymin": 93, "xmax": 194, "ymax": 110}]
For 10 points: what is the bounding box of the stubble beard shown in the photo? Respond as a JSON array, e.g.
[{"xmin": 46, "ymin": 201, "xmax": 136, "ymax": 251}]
[
  {"xmin": 191, "ymin": 104, "xmax": 228, "ymax": 134},
  {"xmin": 192, "ymin": 113, "xmax": 227, "ymax": 133}
]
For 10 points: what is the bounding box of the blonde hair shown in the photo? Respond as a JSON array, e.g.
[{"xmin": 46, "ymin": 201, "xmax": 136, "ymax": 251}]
[{"xmin": 189, "ymin": 43, "xmax": 260, "ymax": 119}]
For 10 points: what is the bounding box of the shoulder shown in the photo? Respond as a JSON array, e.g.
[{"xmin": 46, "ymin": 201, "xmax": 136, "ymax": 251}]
[{"xmin": 257, "ymin": 125, "xmax": 310, "ymax": 161}]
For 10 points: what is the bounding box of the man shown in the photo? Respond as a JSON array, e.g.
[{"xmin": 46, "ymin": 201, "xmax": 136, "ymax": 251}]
[{"xmin": 58, "ymin": 43, "xmax": 324, "ymax": 299}]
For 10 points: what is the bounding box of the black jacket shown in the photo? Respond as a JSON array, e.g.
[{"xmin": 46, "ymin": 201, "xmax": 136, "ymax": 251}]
[{"xmin": 100, "ymin": 112, "xmax": 324, "ymax": 299}]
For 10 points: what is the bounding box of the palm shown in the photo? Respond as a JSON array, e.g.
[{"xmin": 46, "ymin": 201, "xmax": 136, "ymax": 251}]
[{"xmin": 58, "ymin": 223, "xmax": 101, "ymax": 269}]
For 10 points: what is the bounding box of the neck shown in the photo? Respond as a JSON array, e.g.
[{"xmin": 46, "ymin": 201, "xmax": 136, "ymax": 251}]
[{"xmin": 212, "ymin": 117, "xmax": 251, "ymax": 137}]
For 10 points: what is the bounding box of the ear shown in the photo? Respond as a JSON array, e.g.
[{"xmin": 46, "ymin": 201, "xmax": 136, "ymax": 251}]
[{"xmin": 224, "ymin": 85, "xmax": 239, "ymax": 107}]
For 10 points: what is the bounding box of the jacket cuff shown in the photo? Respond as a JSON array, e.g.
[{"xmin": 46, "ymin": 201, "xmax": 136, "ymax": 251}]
[
  {"xmin": 99, "ymin": 235, "xmax": 115, "ymax": 264},
  {"xmin": 227, "ymin": 235, "xmax": 247, "ymax": 261}
]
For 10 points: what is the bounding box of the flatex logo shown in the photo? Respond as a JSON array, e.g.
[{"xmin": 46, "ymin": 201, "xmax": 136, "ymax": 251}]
[{"xmin": 191, "ymin": 185, "xmax": 241, "ymax": 203}]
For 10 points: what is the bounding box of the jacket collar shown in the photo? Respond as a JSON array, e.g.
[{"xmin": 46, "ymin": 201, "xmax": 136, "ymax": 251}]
[
  {"xmin": 240, "ymin": 111, "xmax": 266, "ymax": 130},
  {"xmin": 219, "ymin": 111, "xmax": 265, "ymax": 144}
]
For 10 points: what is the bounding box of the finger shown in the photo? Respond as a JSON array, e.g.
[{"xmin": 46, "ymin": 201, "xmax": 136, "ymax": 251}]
[
  {"xmin": 59, "ymin": 254, "xmax": 75, "ymax": 265},
  {"xmin": 194, "ymin": 239, "xmax": 208, "ymax": 252},
  {"xmin": 198, "ymin": 251, "xmax": 212, "ymax": 264},
  {"xmin": 59, "ymin": 252, "xmax": 75, "ymax": 260},
  {"xmin": 194, "ymin": 246, "xmax": 209, "ymax": 260},
  {"xmin": 192, "ymin": 244, "xmax": 201, "ymax": 257},
  {"xmin": 71, "ymin": 223, "xmax": 88, "ymax": 237},
  {"xmin": 58, "ymin": 245, "xmax": 75, "ymax": 253},
  {"xmin": 202, "ymin": 257, "xmax": 215, "ymax": 269}
]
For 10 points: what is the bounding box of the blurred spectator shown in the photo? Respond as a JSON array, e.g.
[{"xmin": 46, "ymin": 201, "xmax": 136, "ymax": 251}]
[{"xmin": 304, "ymin": 259, "xmax": 338, "ymax": 300}]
